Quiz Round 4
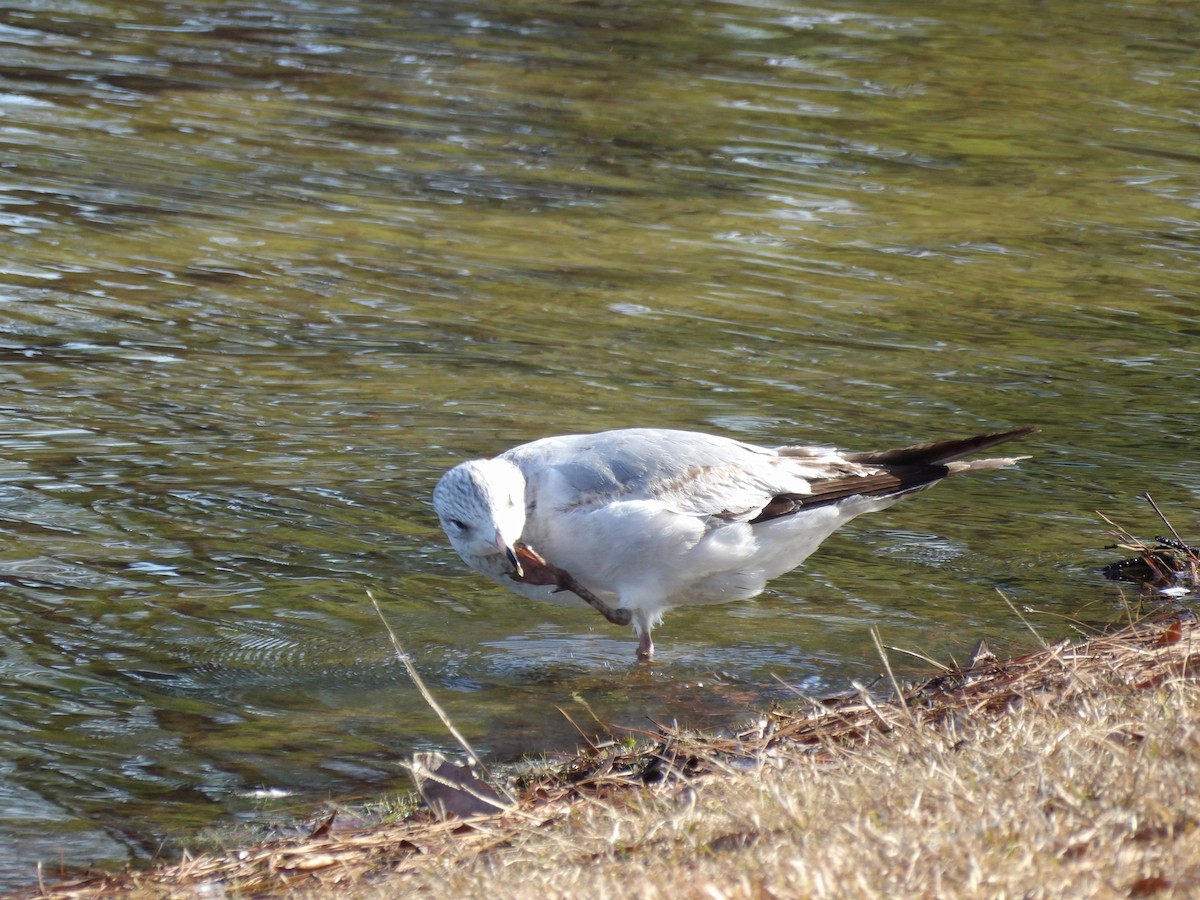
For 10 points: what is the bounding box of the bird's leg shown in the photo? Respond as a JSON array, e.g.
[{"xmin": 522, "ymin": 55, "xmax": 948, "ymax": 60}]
[
  {"xmin": 636, "ymin": 629, "xmax": 654, "ymax": 661},
  {"xmin": 632, "ymin": 608, "xmax": 655, "ymax": 661},
  {"xmin": 510, "ymin": 543, "xmax": 632, "ymax": 627}
]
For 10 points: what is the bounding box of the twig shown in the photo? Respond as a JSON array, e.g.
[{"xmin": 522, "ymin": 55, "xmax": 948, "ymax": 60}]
[
  {"xmin": 368, "ymin": 590, "xmax": 487, "ymax": 775},
  {"xmin": 1116, "ymin": 587, "xmax": 1138, "ymax": 630},
  {"xmin": 1144, "ymin": 492, "xmax": 1193, "ymax": 556},
  {"xmin": 1097, "ymin": 509, "xmax": 1143, "ymax": 548},
  {"xmin": 871, "ymin": 626, "xmax": 913, "ymax": 723},
  {"xmin": 997, "ymin": 589, "xmax": 1049, "ymax": 650},
  {"xmin": 555, "ymin": 705, "xmax": 601, "ymax": 754},
  {"xmin": 883, "ymin": 644, "xmax": 953, "ymax": 673},
  {"xmin": 850, "ymin": 680, "xmax": 894, "ymax": 731}
]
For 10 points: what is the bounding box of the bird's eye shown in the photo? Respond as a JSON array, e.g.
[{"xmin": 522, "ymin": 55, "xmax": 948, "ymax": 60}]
[{"xmin": 447, "ymin": 518, "xmax": 468, "ymax": 532}]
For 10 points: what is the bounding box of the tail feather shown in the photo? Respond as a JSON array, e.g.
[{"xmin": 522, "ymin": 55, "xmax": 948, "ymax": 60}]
[{"xmin": 750, "ymin": 426, "xmax": 1035, "ymax": 524}]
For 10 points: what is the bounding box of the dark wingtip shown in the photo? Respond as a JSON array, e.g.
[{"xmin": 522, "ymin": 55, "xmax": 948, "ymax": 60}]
[{"xmin": 844, "ymin": 426, "xmax": 1038, "ymax": 468}]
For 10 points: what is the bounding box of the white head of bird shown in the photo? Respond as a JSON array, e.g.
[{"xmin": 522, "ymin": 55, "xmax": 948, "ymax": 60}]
[{"xmin": 433, "ymin": 458, "xmax": 527, "ymax": 575}]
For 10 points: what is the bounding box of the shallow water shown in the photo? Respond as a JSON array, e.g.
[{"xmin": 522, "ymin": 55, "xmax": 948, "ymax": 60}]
[{"xmin": 0, "ymin": 0, "xmax": 1198, "ymax": 886}]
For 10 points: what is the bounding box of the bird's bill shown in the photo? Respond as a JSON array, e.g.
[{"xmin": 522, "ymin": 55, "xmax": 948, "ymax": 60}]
[{"xmin": 501, "ymin": 539, "xmax": 523, "ymax": 577}]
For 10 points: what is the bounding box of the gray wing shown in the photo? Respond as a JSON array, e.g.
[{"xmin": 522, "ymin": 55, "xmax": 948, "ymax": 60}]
[
  {"xmin": 502, "ymin": 425, "xmax": 1034, "ymax": 526},
  {"xmin": 502, "ymin": 428, "xmax": 821, "ymax": 520}
]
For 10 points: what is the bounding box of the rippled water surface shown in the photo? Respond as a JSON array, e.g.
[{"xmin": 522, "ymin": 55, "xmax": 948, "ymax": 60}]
[{"xmin": 1, "ymin": 0, "xmax": 1198, "ymax": 886}]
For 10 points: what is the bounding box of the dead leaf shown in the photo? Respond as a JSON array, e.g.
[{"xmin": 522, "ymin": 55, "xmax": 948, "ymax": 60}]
[
  {"xmin": 308, "ymin": 809, "xmax": 336, "ymax": 839},
  {"xmin": 1129, "ymin": 874, "xmax": 1170, "ymax": 896},
  {"xmin": 1158, "ymin": 619, "xmax": 1183, "ymax": 646},
  {"xmin": 1134, "ymin": 674, "xmax": 1167, "ymax": 691}
]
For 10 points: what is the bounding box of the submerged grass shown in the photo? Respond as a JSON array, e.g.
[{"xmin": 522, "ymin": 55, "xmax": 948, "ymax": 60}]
[{"xmin": 17, "ymin": 604, "xmax": 1200, "ymax": 899}]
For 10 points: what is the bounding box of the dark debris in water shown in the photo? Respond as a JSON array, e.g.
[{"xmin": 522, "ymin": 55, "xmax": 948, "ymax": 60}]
[
  {"xmin": 1098, "ymin": 497, "xmax": 1200, "ymax": 598},
  {"xmin": 1102, "ymin": 536, "xmax": 1200, "ymax": 592}
]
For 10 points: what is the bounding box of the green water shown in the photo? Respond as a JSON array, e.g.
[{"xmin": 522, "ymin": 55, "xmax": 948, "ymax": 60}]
[{"xmin": 0, "ymin": 0, "xmax": 1197, "ymax": 885}]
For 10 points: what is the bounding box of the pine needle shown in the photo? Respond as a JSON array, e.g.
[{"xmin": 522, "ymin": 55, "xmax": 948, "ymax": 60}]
[{"xmin": 871, "ymin": 626, "xmax": 913, "ymax": 723}]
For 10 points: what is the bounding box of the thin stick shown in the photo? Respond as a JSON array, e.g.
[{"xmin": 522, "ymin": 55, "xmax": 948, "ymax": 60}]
[
  {"xmin": 870, "ymin": 626, "xmax": 913, "ymax": 723},
  {"xmin": 850, "ymin": 680, "xmax": 895, "ymax": 731},
  {"xmin": 883, "ymin": 643, "xmax": 953, "ymax": 673},
  {"xmin": 1144, "ymin": 492, "xmax": 1192, "ymax": 553},
  {"xmin": 555, "ymin": 705, "xmax": 601, "ymax": 754},
  {"xmin": 1097, "ymin": 509, "xmax": 1143, "ymax": 547},
  {"xmin": 368, "ymin": 590, "xmax": 486, "ymax": 775},
  {"xmin": 1116, "ymin": 587, "xmax": 1137, "ymax": 630},
  {"xmin": 997, "ymin": 589, "xmax": 1049, "ymax": 650}
]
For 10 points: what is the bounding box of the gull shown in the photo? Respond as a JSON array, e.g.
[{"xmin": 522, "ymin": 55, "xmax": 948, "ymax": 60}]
[{"xmin": 433, "ymin": 425, "xmax": 1034, "ymax": 660}]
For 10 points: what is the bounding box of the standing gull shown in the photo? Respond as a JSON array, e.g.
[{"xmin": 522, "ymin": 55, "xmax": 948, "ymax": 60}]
[{"xmin": 433, "ymin": 425, "xmax": 1034, "ymax": 659}]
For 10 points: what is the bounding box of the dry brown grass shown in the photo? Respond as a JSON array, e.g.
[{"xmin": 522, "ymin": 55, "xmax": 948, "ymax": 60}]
[{"xmin": 15, "ymin": 605, "xmax": 1200, "ymax": 900}]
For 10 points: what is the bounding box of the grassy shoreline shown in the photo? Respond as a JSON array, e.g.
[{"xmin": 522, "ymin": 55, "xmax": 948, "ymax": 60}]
[{"xmin": 14, "ymin": 605, "xmax": 1200, "ymax": 899}]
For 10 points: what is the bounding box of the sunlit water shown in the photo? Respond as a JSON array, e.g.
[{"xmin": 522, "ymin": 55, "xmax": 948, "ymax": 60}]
[{"xmin": 0, "ymin": 0, "xmax": 1198, "ymax": 887}]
